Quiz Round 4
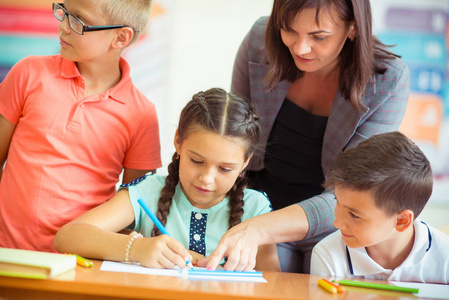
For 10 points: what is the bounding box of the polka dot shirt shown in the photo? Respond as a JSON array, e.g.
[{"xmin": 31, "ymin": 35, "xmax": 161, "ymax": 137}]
[{"xmin": 189, "ymin": 212, "xmax": 208, "ymax": 255}]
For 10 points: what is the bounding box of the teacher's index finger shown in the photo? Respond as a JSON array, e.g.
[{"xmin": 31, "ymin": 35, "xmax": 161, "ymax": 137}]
[{"xmin": 205, "ymin": 244, "xmax": 228, "ymax": 271}]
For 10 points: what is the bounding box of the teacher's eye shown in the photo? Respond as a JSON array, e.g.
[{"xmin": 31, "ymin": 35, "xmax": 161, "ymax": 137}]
[{"xmin": 314, "ymin": 35, "xmax": 327, "ymax": 41}]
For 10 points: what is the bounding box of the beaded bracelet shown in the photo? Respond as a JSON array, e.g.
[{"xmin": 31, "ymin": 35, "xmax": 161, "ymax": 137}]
[{"xmin": 125, "ymin": 231, "xmax": 143, "ymax": 263}]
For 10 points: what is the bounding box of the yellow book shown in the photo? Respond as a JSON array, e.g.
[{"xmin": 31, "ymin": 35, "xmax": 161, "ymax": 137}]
[{"xmin": 0, "ymin": 248, "xmax": 77, "ymax": 279}]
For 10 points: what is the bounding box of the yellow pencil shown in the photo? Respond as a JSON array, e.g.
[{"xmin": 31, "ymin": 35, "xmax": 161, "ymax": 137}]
[
  {"xmin": 322, "ymin": 278, "xmax": 345, "ymax": 293},
  {"xmin": 318, "ymin": 279, "xmax": 337, "ymax": 294},
  {"xmin": 66, "ymin": 253, "xmax": 93, "ymax": 268}
]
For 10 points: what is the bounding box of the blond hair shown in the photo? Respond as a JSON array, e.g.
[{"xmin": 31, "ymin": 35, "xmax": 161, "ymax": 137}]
[{"xmin": 99, "ymin": 0, "xmax": 152, "ymax": 45}]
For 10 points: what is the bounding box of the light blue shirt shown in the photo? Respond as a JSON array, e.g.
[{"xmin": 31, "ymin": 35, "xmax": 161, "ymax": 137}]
[{"xmin": 125, "ymin": 175, "xmax": 272, "ymax": 258}]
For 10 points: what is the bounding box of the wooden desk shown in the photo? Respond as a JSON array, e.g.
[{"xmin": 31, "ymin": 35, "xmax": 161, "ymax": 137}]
[{"xmin": 0, "ymin": 260, "xmax": 422, "ymax": 300}]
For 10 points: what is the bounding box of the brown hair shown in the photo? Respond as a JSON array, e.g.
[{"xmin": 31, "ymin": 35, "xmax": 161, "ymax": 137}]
[
  {"xmin": 152, "ymin": 88, "xmax": 261, "ymax": 236},
  {"xmin": 265, "ymin": 0, "xmax": 400, "ymax": 111},
  {"xmin": 324, "ymin": 132, "xmax": 433, "ymax": 218}
]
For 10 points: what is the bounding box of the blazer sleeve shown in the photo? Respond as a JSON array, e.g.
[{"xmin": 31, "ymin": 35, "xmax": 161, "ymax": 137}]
[
  {"xmin": 298, "ymin": 190, "xmax": 337, "ymax": 239},
  {"xmin": 231, "ymin": 26, "xmax": 251, "ymax": 101},
  {"xmin": 231, "ymin": 16, "xmax": 269, "ymax": 102}
]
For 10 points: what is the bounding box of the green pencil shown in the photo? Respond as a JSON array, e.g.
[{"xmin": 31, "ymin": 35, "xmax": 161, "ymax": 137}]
[{"xmin": 337, "ymin": 280, "xmax": 419, "ymax": 294}]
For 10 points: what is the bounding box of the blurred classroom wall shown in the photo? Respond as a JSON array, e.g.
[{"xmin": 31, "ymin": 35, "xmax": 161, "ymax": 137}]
[{"xmin": 373, "ymin": 0, "xmax": 449, "ymax": 233}]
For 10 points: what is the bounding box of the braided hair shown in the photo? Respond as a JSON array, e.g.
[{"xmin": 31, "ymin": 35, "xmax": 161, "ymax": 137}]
[{"xmin": 152, "ymin": 88, "xmax": 260, "ymax": 236}]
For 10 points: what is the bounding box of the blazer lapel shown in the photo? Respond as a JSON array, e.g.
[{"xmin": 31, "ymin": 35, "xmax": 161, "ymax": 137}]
[{"xmin": 249, "ymin": 62, "xmax": 290, "ymax": 169}]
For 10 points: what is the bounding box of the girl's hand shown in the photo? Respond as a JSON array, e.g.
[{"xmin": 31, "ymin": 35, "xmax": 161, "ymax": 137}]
[
  {"xmin": 132, "ymin": 235, "xmax": 192, "ymax": 269},
  {"xmin": 188, "ymin": 250, "xmax": 206, "ymax": 266}
]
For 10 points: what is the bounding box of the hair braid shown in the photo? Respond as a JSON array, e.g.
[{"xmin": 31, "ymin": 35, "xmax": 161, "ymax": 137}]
[
  {"xmin": 152, "ymin": 153, "xmax": 180, "ymax": 236},
  {"xmin": 192, "ymin": 91, "xmax": 214, "ymax": 127},
  {"xmin": 227, "ymin": 175, "xmax": 248, "ymax": 229}
]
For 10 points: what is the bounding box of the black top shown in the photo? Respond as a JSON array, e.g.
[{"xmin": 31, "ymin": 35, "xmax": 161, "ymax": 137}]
[{"xmin": 247, "ymin": 99, "xmax": 328, "ymax": 210}]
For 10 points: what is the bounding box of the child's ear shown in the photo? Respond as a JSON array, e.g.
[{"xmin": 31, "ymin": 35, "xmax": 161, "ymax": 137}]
[
  {"xmin": 394, "ymin": 209, "xmax": 414, "ymax": 232},
  {"xmin": 174, "ymin": 130, "xmax": 181, "ymax": 153},
  {"xmin": 241, "ymin": 153, "xmax": 253, "ymax": 171},
  {"xmin": 112, "ymin": 27, "xmax": 134, "ymax": 49}
]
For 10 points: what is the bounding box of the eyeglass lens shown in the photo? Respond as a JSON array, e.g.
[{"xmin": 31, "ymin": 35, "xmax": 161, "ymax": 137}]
[{"xmin": 53, "ymin": 4, "xmax": 83, "ymax": 34}]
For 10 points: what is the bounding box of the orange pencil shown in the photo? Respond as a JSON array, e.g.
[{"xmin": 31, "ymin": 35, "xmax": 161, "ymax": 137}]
[
  {"xmin": 322, "ymin": 278, "xmax": 345, "ymax": 293},
  {"xmin": 318, "ymin": 279, "xmax": 337, "ymax": 294}
]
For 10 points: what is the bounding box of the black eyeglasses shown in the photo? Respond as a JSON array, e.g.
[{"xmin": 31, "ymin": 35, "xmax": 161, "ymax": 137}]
[{"xmin": 52, "ymin": 3, "xmax": 129, "ymax": 35}]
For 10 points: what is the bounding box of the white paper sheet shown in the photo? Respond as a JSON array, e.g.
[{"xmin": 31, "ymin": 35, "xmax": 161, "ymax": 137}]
[
  {"xmin": 392, "ymin": 281, "xmax": 449, "ymax": 299},
  {"xmin": 100, "ymin": 261, "xmax": 267, "ymax": 283}
]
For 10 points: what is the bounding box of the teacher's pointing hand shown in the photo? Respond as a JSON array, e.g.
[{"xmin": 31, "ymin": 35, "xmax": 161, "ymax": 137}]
[
  {"xmin": 198, "ymin": 219, "xmax": 260, "ymax": 271},
  {"xmin": 199, "ymin": 206, "xmax": 307, "ymax": 271}
]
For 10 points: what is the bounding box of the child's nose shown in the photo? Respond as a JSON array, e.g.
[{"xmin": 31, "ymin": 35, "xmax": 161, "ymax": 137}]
[
  {"xmin": 198, "ymin": 168, "xmax": 214, "ymax": 184},
  {"xmin": 59, "ymin": 16, "xmax": 71, "ymax": 33},
  {"xmin": 333, "ymin": 207, "xmax": 344, "ymax": 229},
  {"xmin": 333, "ymin": 217, "xmax": 342, "ymax": 229}
]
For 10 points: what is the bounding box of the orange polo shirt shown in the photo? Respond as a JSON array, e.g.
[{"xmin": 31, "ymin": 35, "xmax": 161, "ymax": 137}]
[{"xmin": 0, "ymin": 55, "xmax": 161, "ymax": 252}]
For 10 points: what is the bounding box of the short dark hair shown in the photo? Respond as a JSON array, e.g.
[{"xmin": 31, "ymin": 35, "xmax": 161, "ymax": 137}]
[
  {"xmin": 265, "ymin": 0, "xmax": 400, "ymax": 111},
  {"xmin": 325, "ymin": 132, "xmax": 433, "ymax": 218}
]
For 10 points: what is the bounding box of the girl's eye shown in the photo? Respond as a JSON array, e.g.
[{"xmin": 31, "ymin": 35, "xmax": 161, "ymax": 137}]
[
  {"xmin": 219, "ymin": 167, "xmax": 232, "ymax": 173},
  {"xmin": 190, "ymin": 158, "xmax": 202, "ymax": 165}
]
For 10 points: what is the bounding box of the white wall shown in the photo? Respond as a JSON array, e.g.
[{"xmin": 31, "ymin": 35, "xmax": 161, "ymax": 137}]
[{"xmin": 161, "ymin": 0, "xmax": 273, "ymax": 171}]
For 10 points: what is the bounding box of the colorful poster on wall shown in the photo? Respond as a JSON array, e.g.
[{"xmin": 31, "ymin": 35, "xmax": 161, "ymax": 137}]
[{"xmin": 376, "ymin": 0, "xmax": 449, "ymax": 204}]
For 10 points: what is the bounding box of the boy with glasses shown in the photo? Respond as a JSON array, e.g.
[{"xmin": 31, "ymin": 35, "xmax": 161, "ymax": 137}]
[
  {"xmin": 311, "ymin": 131, "xmax": 449, "ymax": 284},
  {"xmin": 0, "ymin": 0, "xmax": 161, "ymax": 252}
]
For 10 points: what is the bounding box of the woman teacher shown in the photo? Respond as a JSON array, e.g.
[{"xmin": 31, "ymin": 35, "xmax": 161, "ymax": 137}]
[{"xmin": 202, "ymin": 0, "xmax": 410, "ymax": 273}]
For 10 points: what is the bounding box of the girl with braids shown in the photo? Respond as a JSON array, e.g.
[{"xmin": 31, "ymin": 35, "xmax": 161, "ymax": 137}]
[{"xmin": 54, "ymin": 88, "xmax": 281, "ymax": 271}]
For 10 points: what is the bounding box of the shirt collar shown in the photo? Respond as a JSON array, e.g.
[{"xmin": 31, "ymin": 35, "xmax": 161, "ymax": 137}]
[
  {"xmin": 346, "ymin": 219, "xmax": 432, "ymax": 276},
  {"xmin": 399, "ymin": 219, "xmax": 432, "ymax": 267},
  {"xmin": 346, "ymin": 245, "xmax": 386, "ymax": 276},
  {"xmin": 59, "ymin": 56, "xmax": 133, "ymax": 104},
  {"xmin": 60, "ymin": 56, "xmax": 81, "ymax": 79}
]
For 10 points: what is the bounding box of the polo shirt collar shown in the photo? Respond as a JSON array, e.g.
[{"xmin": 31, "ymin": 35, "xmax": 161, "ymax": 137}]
[
  {"xmin": 346, "ymin": 219, "xmax": 431, "ymax": 276},
  {"xmin": 59, "ymin": 56, "xmax": 133, "ymax": 104},
  {"xmin": 347, "ymin": 246, "xmax": 387, "ymax": 276},
  {"xmin": 398, "ymin": 219, "xmax": 431, "ymax": 267},
  {"xmin": 61, "ymin": 56, "xmax": 81, "ymax": 79}
]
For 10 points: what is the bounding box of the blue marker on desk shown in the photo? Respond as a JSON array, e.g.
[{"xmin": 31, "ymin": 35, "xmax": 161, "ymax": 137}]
[{"xmin": 137, "ymin": 199, "xmax": 194, "ymax": 270}]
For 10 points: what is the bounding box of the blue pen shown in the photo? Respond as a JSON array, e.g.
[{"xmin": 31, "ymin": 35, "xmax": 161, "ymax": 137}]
[{"xmin": 137, "ymin": 198, "xmax": 194, "ymax": 270}]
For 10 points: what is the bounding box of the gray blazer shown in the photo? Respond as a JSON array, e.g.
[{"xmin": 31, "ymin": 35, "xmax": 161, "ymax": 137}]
[{"xmin": 231, "ymin": 17, "xmax": 410, "ymax": 238}]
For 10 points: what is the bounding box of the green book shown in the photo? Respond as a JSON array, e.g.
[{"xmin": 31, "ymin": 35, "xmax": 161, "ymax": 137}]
[{"xmin": 0, "ymin": 248, "xmax": 77, "ymax": 279}]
